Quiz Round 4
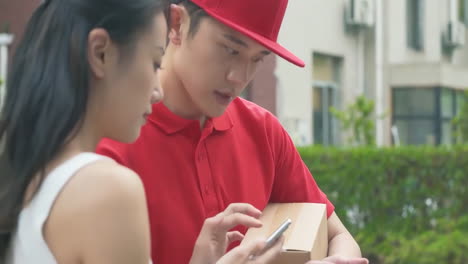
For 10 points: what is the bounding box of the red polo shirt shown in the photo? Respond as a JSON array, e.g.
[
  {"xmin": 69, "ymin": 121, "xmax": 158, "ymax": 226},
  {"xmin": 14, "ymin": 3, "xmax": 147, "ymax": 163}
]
[{"xmin": 96, "ymin": 98, "xmax": 334, "ymax": 264}]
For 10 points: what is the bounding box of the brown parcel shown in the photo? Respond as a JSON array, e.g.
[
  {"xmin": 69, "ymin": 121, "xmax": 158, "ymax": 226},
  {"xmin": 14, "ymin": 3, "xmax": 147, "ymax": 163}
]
[{"xmin": 241, "ymin": 203, "xmax": 328, "ymax": 264}]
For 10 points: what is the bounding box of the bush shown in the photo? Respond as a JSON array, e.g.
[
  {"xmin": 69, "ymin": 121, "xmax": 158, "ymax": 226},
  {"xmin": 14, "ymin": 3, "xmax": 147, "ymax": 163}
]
[{"xmin": 297, "ymin": 145, "xmax": 468, "ymax": 263}]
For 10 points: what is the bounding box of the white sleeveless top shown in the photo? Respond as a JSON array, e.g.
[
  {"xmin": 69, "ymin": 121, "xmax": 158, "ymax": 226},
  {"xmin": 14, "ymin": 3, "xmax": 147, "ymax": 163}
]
[{"xmin": 7, "ymin": 153, "xmax": 107, "ymax": 264}]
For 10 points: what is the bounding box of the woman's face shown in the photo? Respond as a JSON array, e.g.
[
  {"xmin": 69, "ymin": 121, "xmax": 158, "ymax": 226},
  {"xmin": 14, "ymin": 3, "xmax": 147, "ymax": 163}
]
[{"xmin": 90, "ymin": 12, "xmax": 168, "ymax": 143}]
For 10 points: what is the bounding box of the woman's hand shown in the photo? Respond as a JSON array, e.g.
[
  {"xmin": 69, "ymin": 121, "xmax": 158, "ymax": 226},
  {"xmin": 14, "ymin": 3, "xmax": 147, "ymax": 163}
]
[{"xmin": 189, "ymin": 203, "xmax": 284, "ymax": 264}]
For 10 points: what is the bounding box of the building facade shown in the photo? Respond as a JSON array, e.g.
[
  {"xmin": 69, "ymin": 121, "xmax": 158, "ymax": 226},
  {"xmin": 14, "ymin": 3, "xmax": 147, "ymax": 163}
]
[{"xmin": 266, "ymin": 0, "xmax": 468, "ymax": 146}]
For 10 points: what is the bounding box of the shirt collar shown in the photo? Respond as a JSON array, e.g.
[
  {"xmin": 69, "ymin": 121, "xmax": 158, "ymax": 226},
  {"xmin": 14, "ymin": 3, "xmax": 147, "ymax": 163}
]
[{"xmin": 148, "ymin": 102, "xmax": 233, "ymax": 135}]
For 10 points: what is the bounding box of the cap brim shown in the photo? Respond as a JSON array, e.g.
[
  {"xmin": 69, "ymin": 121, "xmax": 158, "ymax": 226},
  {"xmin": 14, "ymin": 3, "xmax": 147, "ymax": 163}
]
[{"xmin": 203, "ymin": 9, "xmax": 305, "ymax": 68}]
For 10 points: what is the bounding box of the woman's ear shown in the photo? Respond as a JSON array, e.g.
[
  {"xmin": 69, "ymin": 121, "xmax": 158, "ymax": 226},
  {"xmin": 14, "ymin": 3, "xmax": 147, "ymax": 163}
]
[{"xmin": 87, "ymin": 28, "xmax": 112, "ymax": 79}]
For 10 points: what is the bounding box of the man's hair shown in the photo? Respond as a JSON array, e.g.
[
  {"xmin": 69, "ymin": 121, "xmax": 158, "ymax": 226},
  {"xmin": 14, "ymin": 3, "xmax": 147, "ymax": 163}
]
[{"xmin": 171, "ymin": 0, "xmax": 209, "ymax": 37}]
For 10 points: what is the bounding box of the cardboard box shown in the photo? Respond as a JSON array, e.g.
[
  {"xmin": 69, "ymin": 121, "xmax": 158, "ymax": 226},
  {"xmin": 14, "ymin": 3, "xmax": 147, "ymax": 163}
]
[{"xmin": 241, "ymin": 203, "xmax": 328, "ymax": 264}]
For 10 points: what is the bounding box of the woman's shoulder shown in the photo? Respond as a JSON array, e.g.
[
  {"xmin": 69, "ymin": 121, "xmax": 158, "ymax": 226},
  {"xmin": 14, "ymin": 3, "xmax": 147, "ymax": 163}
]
[
  {"xmin": 44, "ymin": 157, "xmax": 150, "ymax": 263},
  {"xmin": 56, "ymin": 156, "xmax": 146, "ymax": 211}
]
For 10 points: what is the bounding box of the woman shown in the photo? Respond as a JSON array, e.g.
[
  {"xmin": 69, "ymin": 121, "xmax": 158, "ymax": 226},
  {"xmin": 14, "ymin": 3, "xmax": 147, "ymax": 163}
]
[{"xmin": 0, "ymin": 0, "xmax": 283, "ymax": 263}]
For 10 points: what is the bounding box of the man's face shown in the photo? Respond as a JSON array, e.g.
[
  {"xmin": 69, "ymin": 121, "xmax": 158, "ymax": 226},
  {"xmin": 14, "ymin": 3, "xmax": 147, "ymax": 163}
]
[{"xmin": 172, "ymin": 14, "xmax": 271, "ymax": 118}]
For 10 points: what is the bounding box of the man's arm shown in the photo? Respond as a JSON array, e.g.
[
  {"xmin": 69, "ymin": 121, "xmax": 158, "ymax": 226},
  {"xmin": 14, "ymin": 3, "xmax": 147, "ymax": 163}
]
[
  {"xmin": 264, "ymin": 113, "xmax": 367, "ymax": 263},
  {"xmin": 327, "ymin": 212, "xmax": 363, "ymax": 257}
]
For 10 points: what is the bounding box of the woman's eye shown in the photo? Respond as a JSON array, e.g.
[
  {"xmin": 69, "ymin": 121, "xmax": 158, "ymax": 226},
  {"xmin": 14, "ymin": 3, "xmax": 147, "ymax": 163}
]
[{"xmin": 153, "ymin": 62, "xmax": 161, "ymax": 71}]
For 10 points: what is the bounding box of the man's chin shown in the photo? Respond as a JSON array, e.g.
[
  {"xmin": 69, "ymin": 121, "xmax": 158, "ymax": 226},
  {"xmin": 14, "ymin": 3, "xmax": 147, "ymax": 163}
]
[{"xmin": 207, "ymin": 107, "xmax": 229, "ymax": 118}]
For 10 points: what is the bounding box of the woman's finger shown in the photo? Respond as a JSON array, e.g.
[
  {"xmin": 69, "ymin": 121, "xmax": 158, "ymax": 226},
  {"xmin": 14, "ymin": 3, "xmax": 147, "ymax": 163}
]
[
  {"xmin": 250, "ymin": 235, "xmax": 284, "ymax": 264},
  {"xmin": 219, "ymin": 212, "xmax": 262, "ymax": 231},
  {"xmin": 217, "ymin": 239, "xmax": 267, "ymax": 263},
  {"xmin": 223, "ymin": 203, "xmax": 262, "ymax": 218},
  {"xmin": 226, "ymin": 231, "xmax": 244, "ymax": 244}
]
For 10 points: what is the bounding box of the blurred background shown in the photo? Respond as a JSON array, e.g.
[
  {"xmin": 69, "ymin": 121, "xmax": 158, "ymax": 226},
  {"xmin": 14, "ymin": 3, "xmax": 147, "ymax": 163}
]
[{"xmin": 1, "ymin": 0, "xmax": 467, "ymax": 263}]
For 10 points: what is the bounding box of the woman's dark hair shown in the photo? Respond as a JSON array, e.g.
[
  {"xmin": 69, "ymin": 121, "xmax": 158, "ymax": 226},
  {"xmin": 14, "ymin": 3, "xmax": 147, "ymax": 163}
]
[{"xmin": 0, "ymin": 0, "xmax": 168, "ymax": 258}]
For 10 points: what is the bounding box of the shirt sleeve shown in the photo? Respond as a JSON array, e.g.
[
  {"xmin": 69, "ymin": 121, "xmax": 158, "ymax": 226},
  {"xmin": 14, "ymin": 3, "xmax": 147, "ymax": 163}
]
[{"xmin": 266, "ymin": 114, "xmax": 335, "ymax": 218}]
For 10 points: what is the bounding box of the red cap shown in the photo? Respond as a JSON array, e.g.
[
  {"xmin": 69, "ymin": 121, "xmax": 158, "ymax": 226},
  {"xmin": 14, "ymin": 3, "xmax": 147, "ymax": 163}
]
[{"xmin": 190, "ymin": 0, "xmax": 305, "ymax": 67}]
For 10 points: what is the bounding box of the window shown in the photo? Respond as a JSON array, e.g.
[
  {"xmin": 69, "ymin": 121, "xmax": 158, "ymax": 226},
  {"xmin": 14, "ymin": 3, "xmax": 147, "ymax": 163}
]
[
  {"xmin": 393, "ymin": 87, "xmax": 461, "ymax": 145},
  {"xmin": 440, "ymin": 89, "xmax": 457, "ymax": 144},
  {"xmin": 459, "ymin": 0, "xmax": 468, "ymax": 25},
  {"xmin": 406, "ymin": 0, "xmax": 425, "ymax": 51},
  {"xmin": 394, "ymin": 88, "xmax": 435, "ymax": 116},
  {"xmin": 394, "ymin": 119, "xmax": 436, "ymax": 145},
  {"xmin": 460, "ymin": 0, "xmax": 465, "ymax": 22},
  {"xmin": 0, "ymin": 35, "xmax": 14, "ymax": 111},
  {"xmin": 313, "ymin": 82, "xmax": 337, "ymax": 145},
  {"xmin": 312, "ymin": 53, "xmax": 341, "ymax": 145}
]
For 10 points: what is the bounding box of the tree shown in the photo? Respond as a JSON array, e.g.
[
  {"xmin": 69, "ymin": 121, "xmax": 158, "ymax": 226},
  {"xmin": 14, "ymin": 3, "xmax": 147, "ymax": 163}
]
[
  {"xmin": 452, "ymin": 90, "xmax": 468, "ymax": 144},
  {"xmin": 330, "ymin": 95, "xmax": 382, "ymax": 146}
]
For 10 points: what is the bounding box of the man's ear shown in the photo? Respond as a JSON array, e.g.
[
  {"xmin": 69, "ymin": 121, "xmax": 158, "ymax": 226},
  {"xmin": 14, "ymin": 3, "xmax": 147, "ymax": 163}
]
[
  {"xmin": 88, "ymin": 28, "xmax": 111, "ymax": 79},
  {"xmin": 168, "ymin": 4, "xmax": 188, "ymax": 46}
]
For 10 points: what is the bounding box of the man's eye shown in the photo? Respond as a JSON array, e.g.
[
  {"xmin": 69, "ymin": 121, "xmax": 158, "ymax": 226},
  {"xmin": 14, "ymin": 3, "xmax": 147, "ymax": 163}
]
[
  {"xmin": 225, "ymin": 46, "xmax": 239, "ymax": 55},
  {"xmin": 253, "ymin": 57, "xmax": 264, "ymax": 63}
]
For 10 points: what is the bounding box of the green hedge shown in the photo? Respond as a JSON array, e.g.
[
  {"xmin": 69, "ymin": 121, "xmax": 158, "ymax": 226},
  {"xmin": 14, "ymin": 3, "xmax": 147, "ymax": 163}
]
[{"xmin": 297, "ymin": 146, "xmax": 468, "ymax": 264}]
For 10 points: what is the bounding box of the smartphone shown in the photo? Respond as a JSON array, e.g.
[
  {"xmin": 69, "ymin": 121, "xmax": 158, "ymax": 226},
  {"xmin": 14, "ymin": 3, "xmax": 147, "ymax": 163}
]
[
  {"xmin": 264, "ymin": 218, "xmax": 292, "ymax": 249},
  {"xmin": 248, "ymin": 218, "xmax": 292, "ymax": 260}
]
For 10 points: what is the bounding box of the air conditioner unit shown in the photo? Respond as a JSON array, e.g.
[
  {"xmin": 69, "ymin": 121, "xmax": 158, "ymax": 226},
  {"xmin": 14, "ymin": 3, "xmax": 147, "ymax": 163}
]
[
  {"xmin": 444, "ymin": 21, "xmax": 466, "ymax": 48},
  {"xmin": 346, "ymin": 0, "xmax": 374, "ymax": 27}
]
